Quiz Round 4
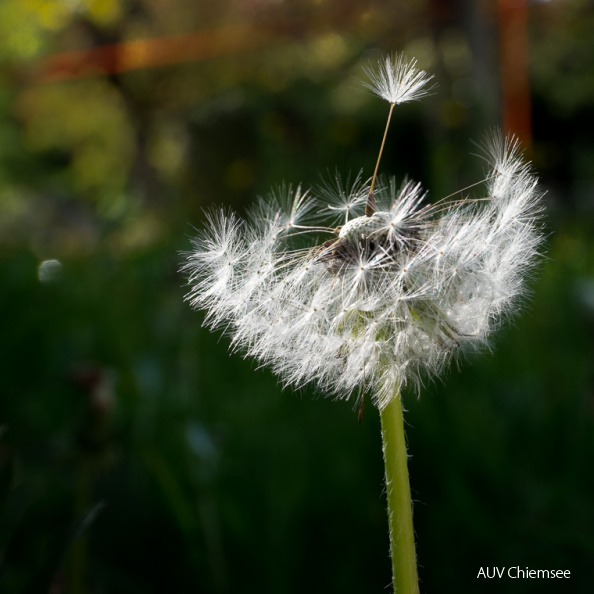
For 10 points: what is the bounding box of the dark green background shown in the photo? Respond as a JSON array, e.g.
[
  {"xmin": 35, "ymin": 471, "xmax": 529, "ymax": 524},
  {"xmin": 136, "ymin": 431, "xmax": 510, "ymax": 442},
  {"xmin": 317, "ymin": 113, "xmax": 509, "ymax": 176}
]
[{"xmin": 1, "ymin": 1, "xmax": 593, "ymax": 592}]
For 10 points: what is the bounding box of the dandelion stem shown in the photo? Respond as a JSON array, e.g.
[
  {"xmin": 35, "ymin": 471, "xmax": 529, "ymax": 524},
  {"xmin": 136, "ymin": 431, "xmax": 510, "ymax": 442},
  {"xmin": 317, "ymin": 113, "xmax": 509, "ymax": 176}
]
[
  {"xmin": 367, "ymin": 102, "xmax": 396, "ymax": 216},
  {"xmin": 380, "ymin": 391, "xmax": 419, "ymax": 594}
]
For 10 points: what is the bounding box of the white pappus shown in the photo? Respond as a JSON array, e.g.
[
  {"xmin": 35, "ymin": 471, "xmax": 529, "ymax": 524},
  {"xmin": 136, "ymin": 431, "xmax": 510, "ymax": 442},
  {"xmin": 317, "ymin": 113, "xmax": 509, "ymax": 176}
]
[{"xmin": 183, "ymin": 54, "xmax": 544, "ymax": 410}]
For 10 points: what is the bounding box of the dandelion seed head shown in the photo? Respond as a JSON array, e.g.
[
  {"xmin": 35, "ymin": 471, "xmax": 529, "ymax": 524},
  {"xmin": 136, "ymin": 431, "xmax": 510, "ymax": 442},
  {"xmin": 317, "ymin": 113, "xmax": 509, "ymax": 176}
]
[{"xmin": 183, "ymin": 56, "xmax": 543, "ymax": 410}]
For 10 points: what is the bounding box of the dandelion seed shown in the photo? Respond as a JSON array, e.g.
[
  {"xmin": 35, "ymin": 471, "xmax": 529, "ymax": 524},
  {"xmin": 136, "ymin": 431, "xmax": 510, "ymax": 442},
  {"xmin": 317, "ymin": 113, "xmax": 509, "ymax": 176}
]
[{"xmin": 363, "ymin": 54, "xmax": 434, "ymax": 210}]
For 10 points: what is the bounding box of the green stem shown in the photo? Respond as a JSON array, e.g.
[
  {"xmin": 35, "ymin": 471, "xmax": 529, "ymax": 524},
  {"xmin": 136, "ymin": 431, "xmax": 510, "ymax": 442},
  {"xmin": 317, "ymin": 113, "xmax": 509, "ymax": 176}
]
[{"xmin": 380, "ymin": 392, "xmax": 419, "ymax": 594}]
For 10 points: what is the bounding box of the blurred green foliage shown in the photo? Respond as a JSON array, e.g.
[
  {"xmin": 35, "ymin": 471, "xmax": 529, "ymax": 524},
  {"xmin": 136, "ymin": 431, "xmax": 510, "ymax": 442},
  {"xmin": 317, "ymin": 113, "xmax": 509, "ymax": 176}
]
[{"xmin": 1, "ymin": 1, "xmax": 594, "ymax": 593}]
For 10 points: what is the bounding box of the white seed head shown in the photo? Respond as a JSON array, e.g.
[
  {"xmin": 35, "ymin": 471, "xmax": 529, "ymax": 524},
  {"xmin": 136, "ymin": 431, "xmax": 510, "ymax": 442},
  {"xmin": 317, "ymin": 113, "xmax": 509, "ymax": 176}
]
[
  {"xmin": 183, "ymin": 58, "xmax": 543, "ymax": 410},
  {"xmin": 183, "ymin": 136, "xmax": 543, "ymax": 409}
]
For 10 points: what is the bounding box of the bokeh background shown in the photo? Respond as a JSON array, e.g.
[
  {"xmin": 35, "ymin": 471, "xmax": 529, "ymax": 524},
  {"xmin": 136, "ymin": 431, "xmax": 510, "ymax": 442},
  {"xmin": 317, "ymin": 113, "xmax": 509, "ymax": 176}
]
[{"xmin": 1, "ymin": 0, "xmax": 593, "ymax": 593}]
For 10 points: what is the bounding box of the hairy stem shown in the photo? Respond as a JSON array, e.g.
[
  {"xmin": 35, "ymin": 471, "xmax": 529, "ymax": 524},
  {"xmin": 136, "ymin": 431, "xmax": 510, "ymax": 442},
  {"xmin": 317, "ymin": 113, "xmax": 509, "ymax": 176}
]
[
  {"xmin": 367, "ymin": 102, "xmax": 396, "ymax": 216},
  {"xmin": 380, "ymin": 392, "xmax": 419, "ymax": 594}
]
